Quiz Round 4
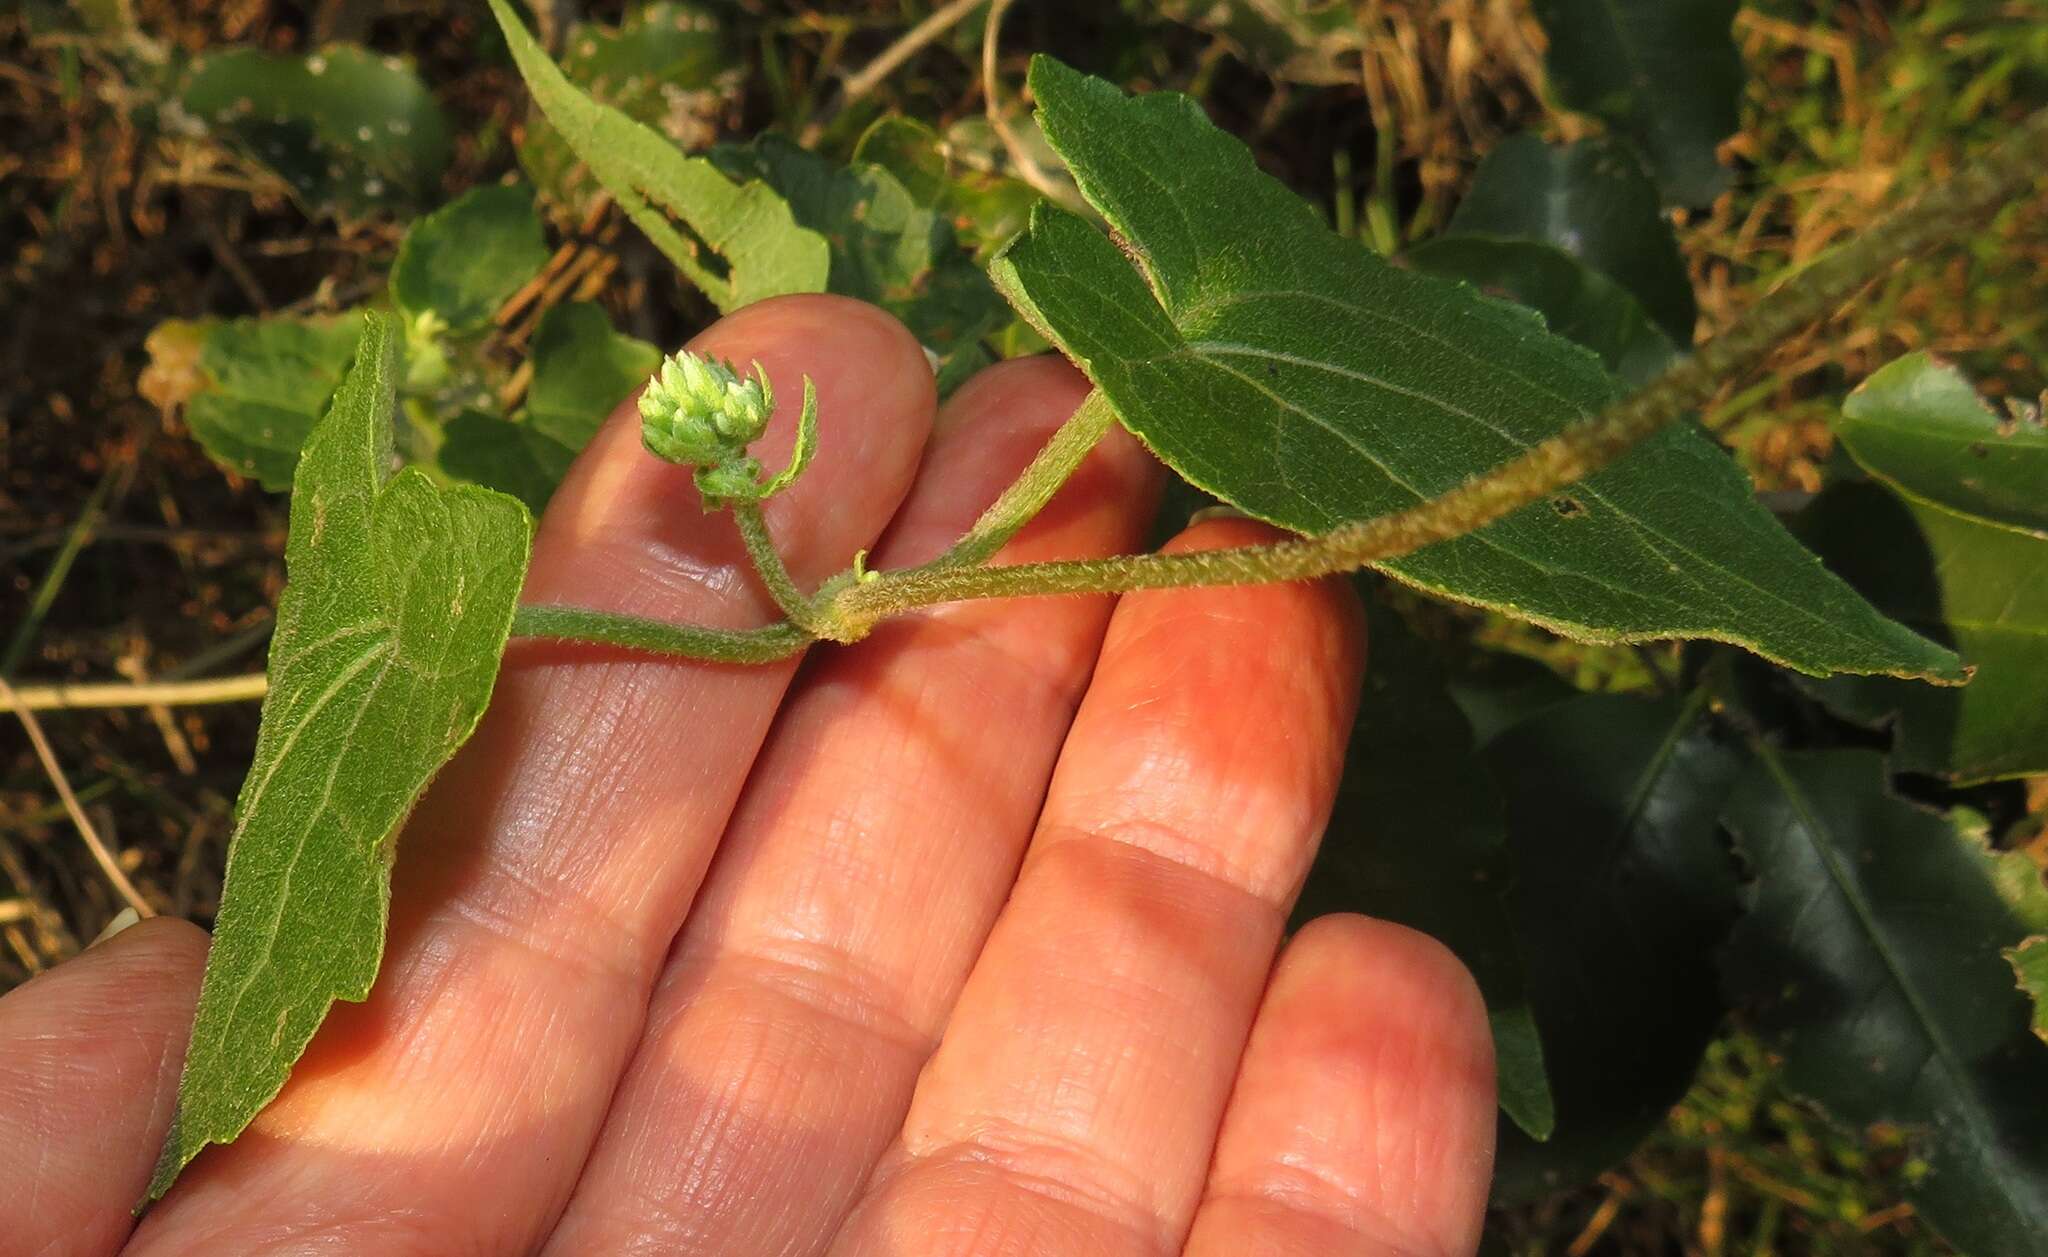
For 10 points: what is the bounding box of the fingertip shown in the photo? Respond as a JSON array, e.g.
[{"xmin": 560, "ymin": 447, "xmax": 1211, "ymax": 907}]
[
  {"xmin": 1201, "ymin": 913, "xmax": 1495, "ymax": 1255},
  {"xmin": 1276, "ymin": 914, "xmax": 1494, "ymax": 1086},
  {"xmin": 35, "ymin": 913, "xmax": 209, "ymax": 993}
]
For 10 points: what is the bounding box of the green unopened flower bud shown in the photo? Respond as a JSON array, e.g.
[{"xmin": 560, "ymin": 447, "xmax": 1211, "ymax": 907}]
[{"xmin": 639, "ymin": 351, "xmax": 776, "ymax": 468}]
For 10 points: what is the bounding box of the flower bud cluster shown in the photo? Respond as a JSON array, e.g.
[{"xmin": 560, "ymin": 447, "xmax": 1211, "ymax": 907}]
[
  {"xmin": 639, "ymin": 351, "xmax": 775, "ymax": 469},
  {"xmin": 636, "ymin": 349, "xmax": 817, "ymax": 508}
]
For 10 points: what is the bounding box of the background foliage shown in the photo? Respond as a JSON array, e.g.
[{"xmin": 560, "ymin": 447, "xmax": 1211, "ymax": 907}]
[{"xmin": 4, "ymin": 1, "xmax": 2046, "ymax": 1251}]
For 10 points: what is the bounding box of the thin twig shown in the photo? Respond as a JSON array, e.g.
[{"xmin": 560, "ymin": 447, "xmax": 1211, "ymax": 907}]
[
  {"xmin": 800, "ymin": 0, "xmax": 989, "ymax": 146},
  {"xmin": 980, "ymin": 0, "xmax": 1075, "ymax": 207},
  {"xmin": 3, "ymin": 673, "xmax": 268, "ymax": 712},
  {"xmin": 0, "ymin": 676, "xmax": 154, "ymax": 918}
]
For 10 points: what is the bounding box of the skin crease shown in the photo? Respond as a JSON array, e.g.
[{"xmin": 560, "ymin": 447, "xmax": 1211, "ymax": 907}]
[{"xmin": 0, "ymin": 296, "xmax": 1495, "ymax": 1257}]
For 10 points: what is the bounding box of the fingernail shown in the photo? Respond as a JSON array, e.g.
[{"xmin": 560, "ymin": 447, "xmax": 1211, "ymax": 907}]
[{"xmin": 89, "ymin": 906, "xmax": 141, "ymax": 948}]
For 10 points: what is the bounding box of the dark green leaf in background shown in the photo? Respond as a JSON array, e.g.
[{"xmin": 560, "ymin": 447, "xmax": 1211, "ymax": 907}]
[
  {"xmin": 525, "ymin": 301, "xmax": 663, "ymax": 453},
  {"xmin": 1145, "ymin": 0, "xmax": 1363, "ymax": 86},
  {"xmin": 436, "ymin": 409, "xmax": 576, "ymax": 516},
  {"xmin": 1836, "ymin": 350, "xmax": 2048, "ymax": 537},
  {"xmin": 1294, "ymin": 596, "xmax": 1552, "ymax": 1141},
  {"xmin": 489, "ymin": 0, "xmax": 828, "ymax": 313},
  {"xmin": 184, "ymin": 316, "xmax": 360, "ymax": 491},
  {"xmin": 855, "ymin": 116, "xmax": 1042, "ymax": 263},
  {"xmin": 178, "ymin": 45, "xmax": 453, "ymax": 217},
  {"xmin": 148, "ymin": 313, "xmax": 532, "ymax": 1199},
  {"xmin": 1403, "ymin": 235, "xmax": 1678, "ymax": 386},
  {"xmin": 1487, "ymin": 693, "xmax": 1745, "ymax": 1203},
  {"xmin": 1800, "ymin": 479, "xmax": 2048, "ymax": 783},
  {"xmin": 516, "ymin": 2, "xmax": 737, "ymax": 222},
  {"xmin": 437, "ymin": 302, "xmax": 659, "ymax": 513},
  {"xmin": 1721, "ymin": 749, "xmax": 2048, "ymax": 1257},
  {"xmin": 392, "ymin": 184, "xmax": 550, "ymax": 333},
  {"xmin": 710, "ymin": 136, "xmax": 1008, "ymax": 393},
  {"xmin": 1444, "ymin": 651, "xmax": 1580, "ymax": 749},
  {"xmin": 1529, "ymin": 0, "xmax": 1743, "ymax": 206},
  {"xmin": 993, "ymin": 58, "xmax": 1959, "ymax": 682},
  {"xmin": 1438, "ymin": 134, "xmax": 1697, "ymax": 345}
]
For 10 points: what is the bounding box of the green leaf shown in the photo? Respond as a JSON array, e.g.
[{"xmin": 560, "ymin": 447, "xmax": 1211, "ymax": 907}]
[
  {"xmin": 2012, "ymin": 936, "xmax": 2048, "ymax": 1046},
  {"xmin": 1528, "ymin": 0, "xmax": 1742, "ymax": 206},
  {"xmin": 993, "ymin": 58, "xmax": 1959, "ymax": 683},
  {"xmin": 854, "ymin": 116, "xmax": 1042, "ymax": 262},
  {"xmin": 1486, "ymin": 692, "xmax": 1745, "ymax": 1203},
  {"xmin": 709, "ymin": 135, "xmax": 1008, "ymax": 393},
  {"xmin": 1800, "ymin": 480, "xmax": 2048, "ymax": 782},
  {"xmin": 1721, "ymin": 748, "xmax": 2048, "ymax": 1256},
  {"xmin": 436, "ymin": 302, "xmax": 658, "ymax": 512},
  {"xmin": 1836, "ymin": 351, "xmax": 2048, "ymax": 537},
  {"xmin": 488, "ymin": 0, "xmax": 828, "ymax": 313},
  {"xmin": 1444, "ymin": 651, "xmax": 1580, "ymax": 749},
  {"xmin": 1295, "ymin": 596, "xmax": 1553, "ymax": 1141},
  {"xmin": 1442, "ymin": 134, "xmax": 1696, "ymax": 345},
  {"xmin": 147, "ymin": 313, "xmax": 532, "ymax": 1200},
  {"xmin": 1147, "ymin": 0, "xmax": 1363, "ymax": 86},
  {"xmin": 515, "ymin": 2, "xmax": 736, "ymax": 221},
  {"xmin": 178, "ymin": 45, "xmax": 452, "ymax": 217},
  {"xmin": 525, "ymin": 301, "xmax": 661, "ymax": 451},
  {"xmin": 391, "ymin": 184, "xmax": 550, "ymax": 332},
  {"xmin": 1403, "ymin": 235, "xmax": 1678, "ymax": 386},
  {"xmin": 184, "ymin": 316, "xmax": 361, "ymax": 491},
  {"xmin": 436, "ymin": 408, "xmax": 575, "ymax": 515}
]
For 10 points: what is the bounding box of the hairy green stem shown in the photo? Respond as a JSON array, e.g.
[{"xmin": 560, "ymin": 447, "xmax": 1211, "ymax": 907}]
[
  {"xmin": 828, "ymin": 103, "xmax": 2048, "ymax": 626},
  {"xmin": 511, "ymin": 104, "xmax": 2048, "ymax": 661},
  {"xmin": 926, "ymin": 389, "xmax": 1118, "ymax": 571},
  {"xmin": 511, "ymin": 605, "xmax": 808, "ymax": 663},
  {"xmin": 731, "ymin": 501, "xmax": 835, "ymax": 637}
]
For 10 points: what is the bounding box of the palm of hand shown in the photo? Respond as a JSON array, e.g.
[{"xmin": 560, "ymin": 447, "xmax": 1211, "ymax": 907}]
[{"xmin": 3, "ymin": 297, "xmax": 1494, "ymax": 1257}]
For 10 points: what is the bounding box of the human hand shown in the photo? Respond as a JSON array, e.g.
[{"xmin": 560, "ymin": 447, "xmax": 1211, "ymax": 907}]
[{"xmin": 2, "ymin": 296, "xmax": 1496, "ymax": 1257}]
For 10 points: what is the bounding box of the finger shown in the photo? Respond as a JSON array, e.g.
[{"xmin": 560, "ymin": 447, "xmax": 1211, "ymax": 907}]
[
  {"xmin": 830, "ymin": 519, "xmax": 1366, "ymax": 1257},
  {"xmin": 0, "ymin": 917, "xmax": 207, "ymax": 1256},
  {"xmin": 1183, "ymin": 915, "xmax": 1495, "ymax": 1257},
  {"xmin": 542, "ymin": 358, "xmax": 1160, "ymax": 1257},
  {"xmin": 129, "ymin": 296, "xmax": 937, "ymax": 1255}
]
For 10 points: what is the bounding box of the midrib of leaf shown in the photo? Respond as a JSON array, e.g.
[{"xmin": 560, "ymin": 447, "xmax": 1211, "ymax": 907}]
[
  {"xmin": 216, "ymin": 643, "xmax": 394, "ymax": 1039},
  {"xmin": 1751, "ymin": 743, "xmax": 2010, "ymax": 1190},
  {"xmin": 1181, "ymin": 288, "xmax": 1594, "ymax": 417},
  {"xmin": 1604, "ymin": 686, "xmax": 1710, "ymax": 872}
]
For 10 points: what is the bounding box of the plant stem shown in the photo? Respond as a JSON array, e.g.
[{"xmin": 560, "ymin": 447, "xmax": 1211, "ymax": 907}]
[
  {"xmin": 511, "ymin": 605, "xmax": 808, "ymax": 663},
  {"xmin": 730, "ymin": 501, "xmax": 834, "ymax": 637},
  {"xmin": 829, "ymin": 103, "xmax": 2048, "ymax": 624},
  {"xmin": 506, "ymin": 104, "xmax": 2048, "ymax": 662},
  {"xmin": 800, "ymin": 0, "xmax": 988, "ymax": 146},
  {"xmin": 926, "ymin": 389, "xmax": 1117, "ymax": 570}
]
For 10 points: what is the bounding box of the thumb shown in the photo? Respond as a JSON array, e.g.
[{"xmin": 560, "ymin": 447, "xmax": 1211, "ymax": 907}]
[{"xmin": 0, "ymin": 915, "xmax": 207, "ymax": 1253}]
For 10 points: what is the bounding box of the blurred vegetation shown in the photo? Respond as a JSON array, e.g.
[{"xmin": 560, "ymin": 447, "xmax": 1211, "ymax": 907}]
[{"xmin": 3, "ymin": 1, "xmax": 2043, "ymax": 1251}]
